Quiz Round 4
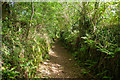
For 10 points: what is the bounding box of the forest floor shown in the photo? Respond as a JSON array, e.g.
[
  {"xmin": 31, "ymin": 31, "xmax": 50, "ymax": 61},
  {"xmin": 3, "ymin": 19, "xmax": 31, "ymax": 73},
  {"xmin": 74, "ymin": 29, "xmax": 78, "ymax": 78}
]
[{"xmin": 36, "ymin": 40, "xmax": 85, "ymax": 78}]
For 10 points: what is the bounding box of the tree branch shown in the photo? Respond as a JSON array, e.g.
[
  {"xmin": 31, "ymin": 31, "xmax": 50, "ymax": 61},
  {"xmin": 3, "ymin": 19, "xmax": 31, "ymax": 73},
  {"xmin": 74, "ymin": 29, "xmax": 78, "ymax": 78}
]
[
  {"xmin": 26, "ymin": 0, "xmax": 34, "ymax": 39},
  {"xmin": 30, "ymin": 0, "xmax": 34, "ymax": 26}
]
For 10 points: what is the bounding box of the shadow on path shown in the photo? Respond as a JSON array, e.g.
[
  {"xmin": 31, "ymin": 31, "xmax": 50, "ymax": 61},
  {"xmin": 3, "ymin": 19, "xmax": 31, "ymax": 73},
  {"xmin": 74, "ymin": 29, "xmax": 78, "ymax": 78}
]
[{"xmin": 36, "ymin": 40, "xmax": 84, "ymax": 78}]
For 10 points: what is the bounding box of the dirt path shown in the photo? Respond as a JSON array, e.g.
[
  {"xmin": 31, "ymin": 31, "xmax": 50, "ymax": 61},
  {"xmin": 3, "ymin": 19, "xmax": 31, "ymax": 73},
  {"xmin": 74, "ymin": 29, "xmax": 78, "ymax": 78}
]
[{"xmin": 36, "ymin": 41, "xmax": 84, "ymax": 78}]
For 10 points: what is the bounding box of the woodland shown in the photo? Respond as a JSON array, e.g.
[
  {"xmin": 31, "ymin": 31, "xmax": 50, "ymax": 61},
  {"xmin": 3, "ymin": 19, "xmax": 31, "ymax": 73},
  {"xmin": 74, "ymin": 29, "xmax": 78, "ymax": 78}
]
[{"xmin": 1, "ymin": 1, "xmax": 120, "ymax": 80}]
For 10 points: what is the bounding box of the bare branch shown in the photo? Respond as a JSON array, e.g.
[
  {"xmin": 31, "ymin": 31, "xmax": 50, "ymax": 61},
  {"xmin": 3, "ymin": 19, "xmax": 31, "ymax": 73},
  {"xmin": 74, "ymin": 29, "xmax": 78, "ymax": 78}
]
[{"xmin": 30, "ymin": 0, "xmax": 34, "ymax": 26}]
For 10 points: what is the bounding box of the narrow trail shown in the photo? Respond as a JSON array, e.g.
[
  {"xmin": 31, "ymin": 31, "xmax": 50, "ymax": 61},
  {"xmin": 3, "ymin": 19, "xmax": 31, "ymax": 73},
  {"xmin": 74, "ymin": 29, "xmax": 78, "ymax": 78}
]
[{"xmin": 36, "ymin": 40, "xmax": 84, "ymax": 78}]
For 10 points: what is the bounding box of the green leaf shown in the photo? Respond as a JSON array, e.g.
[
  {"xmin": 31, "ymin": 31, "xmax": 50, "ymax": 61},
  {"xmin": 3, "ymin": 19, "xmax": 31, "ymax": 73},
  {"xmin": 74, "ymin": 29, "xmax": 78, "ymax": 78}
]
[
  {"xmin": 10, "ymin": 76, "xmax": 15, "ymax": 79},
  {"xmin": 4, "ymin": 51, "xmax": 10, "ymax": 55},
  {"xmin": 10, "ymin": 67, "xmax": 16, "ymax": 71},
  {"xmin": 115, "ymin": 47, "xmax": 120, "ymax": 53},
  {"xmin": 14, "ymin": 71, "xmax": 20, "ymax": 74},
  {"xmin": 2, "ymin": 67, "xmax": 5, "ymax": 70},
  {"xmin": 103, "ymin": 76, "xmax": 112, "ymax": 79}
]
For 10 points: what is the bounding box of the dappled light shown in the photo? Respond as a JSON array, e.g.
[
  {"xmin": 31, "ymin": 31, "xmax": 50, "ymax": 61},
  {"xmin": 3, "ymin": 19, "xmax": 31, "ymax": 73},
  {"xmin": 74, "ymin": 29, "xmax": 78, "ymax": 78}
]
[
  {"xmin": 2, "ymin": 1, "xmax": 120, "ymax": 80},
  {"xmin": 36, "ymin": 41, "xmax": 83, "ymax": 78}
]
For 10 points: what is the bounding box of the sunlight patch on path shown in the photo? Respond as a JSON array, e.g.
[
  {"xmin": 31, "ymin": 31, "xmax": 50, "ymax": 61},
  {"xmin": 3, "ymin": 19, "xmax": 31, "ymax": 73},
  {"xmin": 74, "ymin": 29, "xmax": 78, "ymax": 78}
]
[
  {"xmin": 36, "ymin": 41, "xmax": 83, "ymax": 78},
  {"xmin": 49, "ymin": 48, "xmax": 58, "ymax": 57},
  {"xmin": 36, "ymin": 48, "xmax": 64, "ymax": 78}
]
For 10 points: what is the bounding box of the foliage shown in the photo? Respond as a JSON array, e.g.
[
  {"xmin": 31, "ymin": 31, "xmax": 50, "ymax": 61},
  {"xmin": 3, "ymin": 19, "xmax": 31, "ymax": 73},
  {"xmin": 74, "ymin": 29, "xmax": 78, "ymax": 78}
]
[
  {"xmin": 58, "ymin": 2, "xmax": 120, "ymax": 79},
  {"xmin": 2, "ymin": 2, "xmax": 52, "ymax": 79},
  {"xmin": 2, "ymin": 66, "xmax": 19, "ymax": 79},
  {"xmin": 2, "ymin": 2, "xmax": 120, "ymax": 79}
]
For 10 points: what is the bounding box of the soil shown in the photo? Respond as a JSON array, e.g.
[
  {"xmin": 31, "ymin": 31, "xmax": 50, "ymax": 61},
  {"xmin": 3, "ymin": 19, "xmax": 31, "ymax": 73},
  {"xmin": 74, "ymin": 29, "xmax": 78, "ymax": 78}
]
[{"xmin": 36, "ymin": 40, "xmax": 84, "ymax": 78}]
